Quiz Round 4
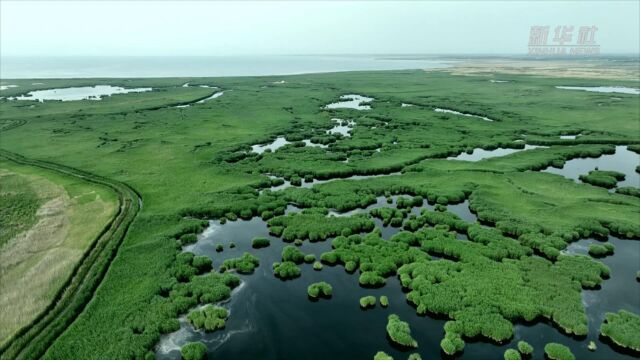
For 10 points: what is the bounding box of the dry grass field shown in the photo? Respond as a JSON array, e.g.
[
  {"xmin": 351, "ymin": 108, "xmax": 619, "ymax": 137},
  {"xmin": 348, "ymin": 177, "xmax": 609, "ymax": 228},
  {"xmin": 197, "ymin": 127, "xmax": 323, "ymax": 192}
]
[{"xmin": 0, "ymin": 160, "xmax": 117, "ymax": 345}]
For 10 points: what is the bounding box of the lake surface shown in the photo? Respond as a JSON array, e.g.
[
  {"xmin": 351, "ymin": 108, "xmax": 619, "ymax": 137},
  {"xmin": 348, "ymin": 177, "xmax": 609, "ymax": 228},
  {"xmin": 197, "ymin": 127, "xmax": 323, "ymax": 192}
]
[
  {"xmin": 434, "ymin": 107, "xmax": 494, "ymax": 122},
  {"xmin": 543, "ymin": 146, "xmax": 640, "ymax": 188},
  {"xmin": 8, "ymin": 85, "xmax": 152, "ymax": 101},
  {"xmin": 326, "ymin": 118, "xmax": 356, "ymax": 137},
  {"xmin": 448, "ymin": 145, "xmax": 545, "ymax": 161},
  {"xmin": 251, "ymin": 137, "xmax": 290, "ymax": 154},
  {"xmin": 325, "ymin": 94, "xmax": 373, "ymax": 110},
  {"xmin": 555, "ymin": 86, "xmax": 640, "ymax": 95},
  {"xmin": 0, "ymin": 55, "xmax": 449, "ymax": 79}
]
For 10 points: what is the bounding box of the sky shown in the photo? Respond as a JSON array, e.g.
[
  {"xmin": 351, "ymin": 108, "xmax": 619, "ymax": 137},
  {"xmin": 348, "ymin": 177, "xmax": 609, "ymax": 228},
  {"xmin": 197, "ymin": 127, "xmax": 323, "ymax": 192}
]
[{"xmin": 1, "ymin": 1, "xmax": 638, "ymax": 56}]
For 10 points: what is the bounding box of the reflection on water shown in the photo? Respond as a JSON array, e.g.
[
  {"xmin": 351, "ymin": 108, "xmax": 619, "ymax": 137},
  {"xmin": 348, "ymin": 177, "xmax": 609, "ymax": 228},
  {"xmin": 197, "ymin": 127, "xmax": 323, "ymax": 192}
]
[
  {"xmin": 448, "ymin": 145, "xmax": 545, "ymax": 161},
  {"xmin": 251, "ymin": 137, "xmax": 290, "ymax": 154},
  {"xmin": 325, "ymin": 94, "xmax": 373, "ymax": 110},
  {"xmin": 543, "ymin": 146, "xmax": 640, "ymax": 188},
  {"xmin": 196, "ymin": 91, "xmax": 224, "ymax": 104},
  {"xmin": 560, "ymin": 134, "xmax": 581, "ymax": 140},
  {"xmin": 0, "ymin": 84, "xmax": 18, "ymax": 91},
  {"xmin": 262, "ymin": 172, "xmax": 402, "ymax": 194},
  {"xmin": 302, "ymin": 139, "xmax": 328, "ymax": 149},
  {"xmin": 434, "ymin": 107, "xmax": 494, "ymax": 122},
  {"xmin": 326, "ymin": 118, "xmax": 356, "ymax": 137},
  {"xmin": 174, "ymin": 91, "xmax": 224, "ymax": 108},
  {"xmin": 8, "ymin": 85, "xmax": 152, "ymax": 101},
  {"xmin": 556, "ymin": 86, "xmax": 640, "ymax": 95}
]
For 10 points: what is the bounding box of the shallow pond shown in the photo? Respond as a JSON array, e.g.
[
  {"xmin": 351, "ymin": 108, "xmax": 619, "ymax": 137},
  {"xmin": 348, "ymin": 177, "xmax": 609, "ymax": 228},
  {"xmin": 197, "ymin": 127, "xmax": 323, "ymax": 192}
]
[
  {"xmin": 555, "ymin": 86, "xmax": 639, "ymax": 95},
  {"xmin": 8, "ymin": 85, "xmax": 152, "ymax": 101},
  {"xmin": 325, "ymin": 94, "xmax": 373, "ymax": 110},
  {"xmin": 434, "ymin": 108, "xmax": 494, "ymax": 122},
  {"xmin": 326, "ymin": 118, "xmax": 356, "ymax": 137},
  {"xmin": 560, "ymin": 134, "xmax": 581, "ymax": 140},
  {"xmin": 0, "ymin": 84, "xmax": 18, "ymax": 91},
  {"xmin": 251, "ymin": 137, "xmax": 290, "ymax": 154},
  {"xmin": 448, "ymin": 145, "xmax": 545, "ymax": 161},
  {"xmin": 543, "ymin": 146, "xmax": 639, "ymax": 188},
  {"xmin": 302, "ymin": 140, "xmax": 328, "ymax": 149}
]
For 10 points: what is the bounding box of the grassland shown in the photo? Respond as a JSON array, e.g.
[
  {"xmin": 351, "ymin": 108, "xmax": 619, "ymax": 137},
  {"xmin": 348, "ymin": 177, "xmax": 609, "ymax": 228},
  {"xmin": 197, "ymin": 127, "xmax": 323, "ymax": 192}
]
[
  {"xmin": 0, "ymin": 158, "xmax": 117, "ymax": 346},
  {"xmin": 0, "ymin": 67, "xmax": 638, "ymax": 359}
]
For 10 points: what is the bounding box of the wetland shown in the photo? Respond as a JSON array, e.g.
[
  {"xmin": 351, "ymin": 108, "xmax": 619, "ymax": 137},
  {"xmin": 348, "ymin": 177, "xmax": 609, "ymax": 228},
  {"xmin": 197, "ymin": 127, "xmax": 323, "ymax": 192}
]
[{"xmin": 1, "ymin": 66, "xmax": 639, "ymax": 360}]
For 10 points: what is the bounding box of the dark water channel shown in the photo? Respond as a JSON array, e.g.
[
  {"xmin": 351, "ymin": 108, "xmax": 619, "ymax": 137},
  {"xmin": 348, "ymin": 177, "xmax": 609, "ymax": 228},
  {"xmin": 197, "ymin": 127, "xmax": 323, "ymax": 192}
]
[{"xmin": 157, "ymin": 148, "xmax": 639, "ymax": 360}]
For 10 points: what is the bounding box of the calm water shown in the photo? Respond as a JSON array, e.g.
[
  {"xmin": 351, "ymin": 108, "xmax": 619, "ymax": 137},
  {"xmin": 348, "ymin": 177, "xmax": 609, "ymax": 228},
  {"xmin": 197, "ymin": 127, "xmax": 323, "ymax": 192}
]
[
  {"xmin": 325, "ymin": 94, "xmax": 374, "ymax": 110},
  {"xmin": 434, "ymin": 108, "xmax": 494, "ymax": 122},
  {"xmin": 555, "ymin": 86, "xmax": 640, "ymax": 95},
  {"xmin": 251, "ymin": 137, "xmax": 290, "ymax": 154},
  {"xmin": 0, "ymin": 56, "xmax": 449, "ymax": 79},
  {"xmin": 448, "ymin": 145, "xmax": 545, "ymax": 162},
  {"xmin": 326, "ymin": 118, "xmax": 356, "ymax": 137},
  {"xmin": 157, "ymin": 148, "xmax": 639, "ymax": 360},
  {"xmin": 8, "ymin": 85, "xmax": 151, "ymax": 101},
  {"xmin": 543, "ymin": 146, "xmax": 640, "ymax": 188}
]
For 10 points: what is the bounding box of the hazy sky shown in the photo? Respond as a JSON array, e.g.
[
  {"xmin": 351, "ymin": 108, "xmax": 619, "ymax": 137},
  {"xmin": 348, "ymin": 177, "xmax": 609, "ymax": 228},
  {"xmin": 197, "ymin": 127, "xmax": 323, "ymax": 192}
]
[{"xmin": 1, "ymin": 1, "xmax": 638, "ymax": 56}]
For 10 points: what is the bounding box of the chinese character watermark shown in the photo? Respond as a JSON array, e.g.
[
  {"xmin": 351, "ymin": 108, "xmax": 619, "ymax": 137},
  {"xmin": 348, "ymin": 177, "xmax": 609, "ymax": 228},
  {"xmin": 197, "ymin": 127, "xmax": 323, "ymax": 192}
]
[{"xmin": 528, "ymin": 25, "xmax": 599, "ymax": 55}]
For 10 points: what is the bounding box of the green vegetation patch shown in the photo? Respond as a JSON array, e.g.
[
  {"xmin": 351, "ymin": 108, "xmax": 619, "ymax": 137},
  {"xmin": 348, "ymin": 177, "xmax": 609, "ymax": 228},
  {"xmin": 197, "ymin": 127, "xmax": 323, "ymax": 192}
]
[
  {"xmin": 307, "ymin": 281, "xmax": 333, "ymax": 299},
  {"xmin": 0, "ymin": 172, "xmax": 43, "ymax": 247},
  {"xmin": 579, "ymin": 170, "xmax": 625, "ymax": 189},
  {"xmin": 186, "ymin": 305, "xmax": 228, "ymax": 332},
  {"xmin": 544, "ymin": 343, "xmax": 575, "ymax": 360},
  {"xmin": 616, "ymin": 186, "xmax": 640, "ymax": 198},
  {"xmin": 359, "ymin": 295, "xmax": 376, "ymax": 309},
  {"xmin": 370, "ymin": 207, "xmax": 407, "ymax": 227},
  {"xmin": 281, "ymin": 245, "xmax": 306, "ymax": 264},
  {"xmin": 386, "ymin": 314, "xmax": 418, "ymax": 348},
  {"xmin": 273, "ymin": 261, "xmax": 301, "ymax": 279},
  {"xmin": 180, "ymin": 341, "xmax": 207, "ymax": 360},
  {"xmin": 374, "ymin": 351, "xmax": 393, "ymax": 360},
  {"xmin": 517, "ymin": 340, "xmax": 533, "ymax": 355},
  {"xmin": 588, "ymin": 243, "xmax": 615, "ymax": 257},
  {"xmin": 268, "ymin": 209, "xmax": 375, "ymax": 242},
  {"xmin": 251, "ymin": 237, "xmax": 271, "ymax": 248},
  {"xmin": 504, "ymin": 348, "xmax": 521, "ymax": 360},
  {"xmin": 222, "ymin": 252, "xmax": 259, "ymax": 274},
  {"xmin": 600, "ymin": 310, "xmax": 640, "ymax": 352}
]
